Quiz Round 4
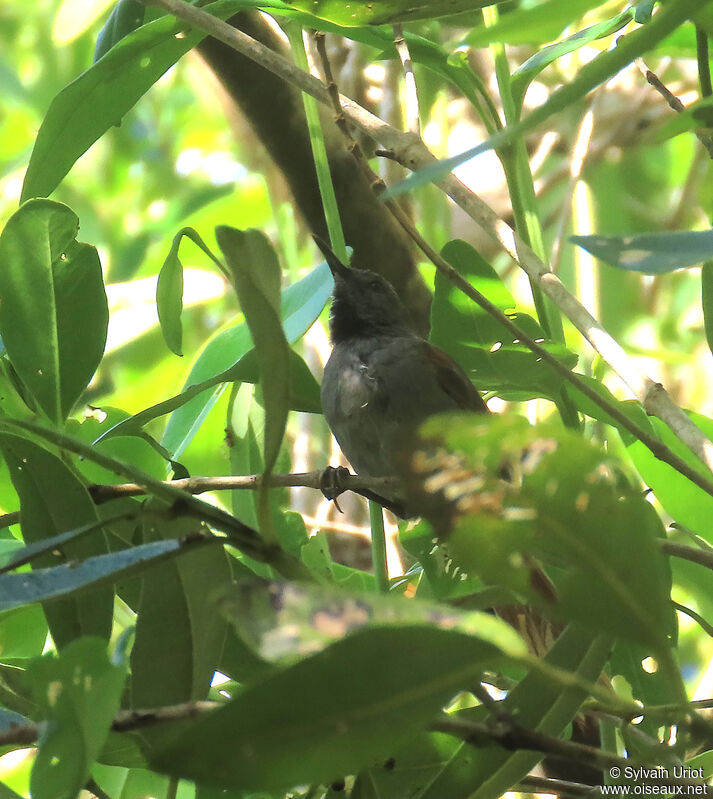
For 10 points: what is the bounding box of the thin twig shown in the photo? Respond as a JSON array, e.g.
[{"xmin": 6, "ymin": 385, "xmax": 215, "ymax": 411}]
[
  {"xmin": 0, "ymin": 700, "xmax": 219, "ymax": 749},
  {"xmin": 635, "ymin": 59, "xmax": 713, "ymax": 159},
  {"xmin": 515, "ymin": 774, "xmax": 595, "ymax": 799},
  {"xmin": 138, "ymin": 0, "xmax": 713, "ymax": 483},
  {"xmin": 393, "ymin": 24, "xmax": 420, "ymax": 135}
]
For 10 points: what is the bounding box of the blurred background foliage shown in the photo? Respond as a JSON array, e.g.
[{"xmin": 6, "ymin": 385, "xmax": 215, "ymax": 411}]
[{"xmin": 1, "ymin": 0, "xmax": 713, "ymax": 795}]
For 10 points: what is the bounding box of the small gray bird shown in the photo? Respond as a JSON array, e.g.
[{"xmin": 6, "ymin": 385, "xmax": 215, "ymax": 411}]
[{"xmin": 317, "ymin": 238, "xmax": 487, "ymax": 516}]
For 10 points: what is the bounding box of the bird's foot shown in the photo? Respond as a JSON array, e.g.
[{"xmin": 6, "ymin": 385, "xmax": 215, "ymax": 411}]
[{"xmin": 320, "ymin": 465, "xmax": 351, "ymax": 512}]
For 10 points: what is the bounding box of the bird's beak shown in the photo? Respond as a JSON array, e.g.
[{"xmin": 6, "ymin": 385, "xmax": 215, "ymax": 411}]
[{"xmin": 313, "ymin": 235, "xmax": 351, "ymax": 279}]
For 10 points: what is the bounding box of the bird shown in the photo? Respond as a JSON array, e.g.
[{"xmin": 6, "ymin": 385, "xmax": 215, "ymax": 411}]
[{"xmin": 316, "ymin": 237, "xmax": 488, "ymax": 517}]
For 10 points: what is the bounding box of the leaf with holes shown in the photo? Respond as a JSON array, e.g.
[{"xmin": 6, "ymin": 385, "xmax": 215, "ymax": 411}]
[
  {"xmin": 27, "ymin": 637, "xmax": 128, "ymax": 799},
  {"xmin": 431, "ymin": 239, "xmax": 576, "ymax": 400}
]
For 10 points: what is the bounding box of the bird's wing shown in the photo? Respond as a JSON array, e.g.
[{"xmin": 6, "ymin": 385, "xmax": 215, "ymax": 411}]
[{"xmin": 423, "ymin": 341, "xmax": 488, "ymax": 413}]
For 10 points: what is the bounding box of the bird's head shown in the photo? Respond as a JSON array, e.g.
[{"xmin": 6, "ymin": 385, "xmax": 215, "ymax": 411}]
[{"xmin": 314, "ymin": 237, "xmax": 413, "ymax": 342}]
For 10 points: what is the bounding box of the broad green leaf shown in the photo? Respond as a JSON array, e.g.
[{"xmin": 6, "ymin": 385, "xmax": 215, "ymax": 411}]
[
  {"xmin": 0, "ymin": 433, "xmax": 113, "ymax": 648},
  {"xmin": 21, "ymin": 0, "xmax": 250, "ymax": 201},
  {"xmin": 0, "ymin": 200, "xmax": 108, "ymax": 423},
  {"xmin": 283, "ymin": 0, "xmax": 491, "ymax": 25},
  {"xmin": 152, "ymin": 625, "xmax": 514, "ymax": 791},
  {"xmin": 156, "ymin": 227, "xmax": 227, "ymax": 357},
  {"xmin": 564, "ymin": 373, "xmax": 653, "ymax": 434},
  {"xmin": 385, "ymin": 0, "xmax": 710, "ymax": 197},
  {"xmin": 0, "ymin": 605, "xmax": 47, "ymax": 660},
  {"xmin": 226, "ymin": 383, "xmax": 309, "ymax": 570},
  {"xmin": 217, "ymin": 580, "xmax": 526, "ymax": 665},
  {"xmin": 431, "ymin": 240, "xmax": 577, "ymax": 399},
  {"xmin": 626, "ymin": 413, "xmax": 713, "ymax": 543},
  {"xmin": 217, "ymin": 227, "xmax": 289, "ymax": 473},
  {"xmin": 131, "ymin": 512, "xmax": 231, "ymax": 718},
  {"xmin": 0, "ymin": 779, "xmax": 25, "ymax": 799},
  {"xmin": 0, "ymin": 535, "xmax": 217, "ymax": 613},
  {"xmin": 158, "ymin": 260, "xmax": 331, "ymax": 458},
  {"xmin": 571, "ymin": 229, "xmax": 713, "ymax": 273},
  {"xmin": 27, "ymin": 637, "xmax": 128, "ymax": 799},
  {"xmin": 66, "ymin": 407, "xmax": 167, "ymax": 486},
  {"xmin": 418, "ymin": 627, "xmax": 611, "ymax": 799},
  {"xmin": 417, "ymin": 414, "xmax": 675, "ymax": 651},
  {"xmin": 466, "ymin": 0, "xmax": 605, "ymax": 47}
]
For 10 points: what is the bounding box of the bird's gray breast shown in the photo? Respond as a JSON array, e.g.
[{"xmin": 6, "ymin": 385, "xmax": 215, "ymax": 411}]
[{"xmin": 320, "ymin": 342, "xmax": 397, "ymax": 476}]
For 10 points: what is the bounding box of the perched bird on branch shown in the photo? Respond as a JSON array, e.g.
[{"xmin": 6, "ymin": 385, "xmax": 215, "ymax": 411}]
[{"xmin": 316, "ymin": 237, "xmax": 487, "ymax": 517}]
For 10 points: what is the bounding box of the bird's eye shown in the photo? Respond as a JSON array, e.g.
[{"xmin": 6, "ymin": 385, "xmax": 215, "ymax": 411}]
[{"xmin": 368, "ymin": 278, "xmax": 381, "ymax": 290}]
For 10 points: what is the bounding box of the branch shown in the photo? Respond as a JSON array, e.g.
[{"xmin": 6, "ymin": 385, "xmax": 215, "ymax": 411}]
[
  {"xmin": 88, "ymin": 470, "xmax": 395, "ymax": 503},
  {"xmin": 660, "ymin": 539, "xmax": 713, "ymax": 571},
  {"xmin": 0, "ymin": 700, "xmax": 219, "ymax": 749},
  {"xmin": 139, "ymin": 0, "xmax": 713, "ymax": 486},
  {"xmin": 431, "ymin": 715, "xmax": 707, "ymax": 790}
]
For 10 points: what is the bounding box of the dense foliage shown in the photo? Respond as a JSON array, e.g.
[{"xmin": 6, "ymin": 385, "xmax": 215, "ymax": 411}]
[{"xmin": 0, "ymin": 0, "xmax": 712, "ymax": 797}]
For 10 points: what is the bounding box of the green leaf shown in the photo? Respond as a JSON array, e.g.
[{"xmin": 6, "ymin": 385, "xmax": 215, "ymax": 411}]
[
  {"xmin": 512, "ymin": 7, "xmax": 637, "ymax": 98},
  {"xmin": 0, "ymin": 535, "xmax": 216, "ymax": 613},
  {"xmin": 217, "ymin": 580, "xmax": 526, "ymax": 665},
  {"xmin": 226, "ymin": 383, "xmax": 310, "ymax": 565},
  {"xmin": 27, "ymin": 637, "xmax": 128, "ymax": 799},
  {"xmin": 0, "ymin": 605, "xmax": 47, "ymax": 660},
  {"xmin": 626, "ymin": 413, "xmax": 713, "ymax": 544},
  {"xmin": 702, "ymin": 262, "xmax": 713, "ymax": 356},
  {"xmin": 156, "ymin": 227, "xmax": 227, "ymax": 357},
  {"xmin": 431, "ymin": 240, "xmax": 576, "ymax": 399},
  {"xmin": 419, "ymin": 414, "xmax": 675, "ymax": 651},
  {"xmin": 156, "ymin": 236, "xmax": 185, "ymax": 357},
  {"xmin": 571, "ymin": 229, "xmax": 713, "ymax": 273},
  {"xmin": 418, "ymin": 627, "xmax": 611, "ymax": 799},
  {"xmin": 94, "ymin": 348, "xmax": 321, "ymax": 455},
  {"xmin": 0, "ymin": 433, "xmax": 113, "ymax": 648},
  {"xmin": 0, "ymin": 200, "xmax": 108, "ymax": 423},
  {"xmin": 152, "ymin": 625, "xmax": 514, "ymax": 791},
  {"xmin": 93, "ymin": 0, "xmax": 145, "ymax": 62},
  {"xmin": 466, "ymin": 0, "xmax": 605, "ymax": 47},
  {"xmin": 21, "ymin": 0, "xmax": 251, "ymax": 201},
  {"xmin": 564, "ymin": 373, "xmax": 653, "ymax": 434},
  {"xmin": 0, "ymin": 780, "xmax": 25, "ymax": 799},
  {"xmin": 158, "ymin": 259, "xmax": 331, "ymax": 459},
  {"xmin": 130, "ymin": 512, "xmax": 231, "ymax": 720},
  {"xmin": 217, "ymin": 228, "xmax": 290, "ymax": 474},
  {"xmin": 282, "ymin": 0, "xmax": 491, "ymax": 25}
]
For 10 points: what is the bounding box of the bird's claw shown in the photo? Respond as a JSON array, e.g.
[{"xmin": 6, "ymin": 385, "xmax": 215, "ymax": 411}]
[{"xmin": 320, "ymin": 465, "xmax": 351, "ymax": 513}]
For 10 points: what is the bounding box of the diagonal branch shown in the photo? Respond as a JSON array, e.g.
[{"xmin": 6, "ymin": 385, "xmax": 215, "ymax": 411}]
[{"xmin": 139, "ymin": 0, "xmax": 713, "ymax": 482}]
